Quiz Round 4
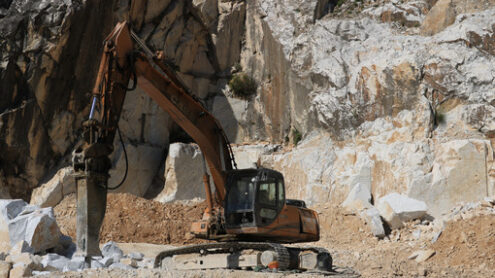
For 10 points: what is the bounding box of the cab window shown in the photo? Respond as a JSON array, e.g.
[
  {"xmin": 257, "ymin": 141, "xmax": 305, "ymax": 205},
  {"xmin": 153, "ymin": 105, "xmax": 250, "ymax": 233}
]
[
  {"xmin": 258, "ymin": 182, "xmax": 276, "ymax": 206},
  {"xmin": 277, "ymin": 181, "xmax": 285, "ymax": 209},
  {"xmin": 227, "ymin": 176, "xmax": 255, "ymax": 211},
  {"xmin": 258, "ymin": 181, "xmax": 278, "ymax": 224}
]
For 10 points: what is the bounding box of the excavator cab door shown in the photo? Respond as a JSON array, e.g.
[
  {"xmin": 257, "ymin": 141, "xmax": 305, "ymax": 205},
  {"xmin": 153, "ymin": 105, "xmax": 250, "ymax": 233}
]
[
  {"xmin": 254, "ymin": 170, "xmax": 285, "ymax": 226},
  {"xmin": 225, "ymin": 171, "xmax": 257, "ymax": 228},
  {"xmin": 224, "ymin": 169, "xmax": 285, "ymax": 229}
]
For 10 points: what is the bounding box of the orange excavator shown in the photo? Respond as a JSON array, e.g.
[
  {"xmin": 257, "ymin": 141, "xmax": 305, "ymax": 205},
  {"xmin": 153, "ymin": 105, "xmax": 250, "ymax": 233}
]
[{"xmin": 72, "ymin": 21, "xmax": 331, "ymax": 271}]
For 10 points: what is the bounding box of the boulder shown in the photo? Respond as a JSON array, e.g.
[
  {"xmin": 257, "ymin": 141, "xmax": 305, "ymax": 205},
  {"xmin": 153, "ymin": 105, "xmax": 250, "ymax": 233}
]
[
  {"xmin": 0, "ymin": 261, "xmax": 10, "ymax": 278},
  {"xmin": 40, "ymin": 253, "xmax": 70, "ymax": 271},
  {"xmin": 0, "ymin": 200, "xmax": 27, "ymax": 220},
  {"xmin": 342, "ymin": 183, "xmax": 373, "ymax": 212},
  {"xmin": 99, "ymin": 256, "xmax": 114, "ymax": 267},
  {"xmin": 101, "ymin": 241, "xmax": 124, "ymax": 261},
  {"xmin": 0, "ymin": 200, "xmax": 28, "ymax": 252},
  {"xmin": 154, "ymin": 143, "xmax": 205, "ymax": 203},
  {"xmin": 18, "ymin": 205, "xmax": 38, "ymax": 216},
  {"xmin": 420, "ymin": 0, "xmax": 456, "ymax": 35},
  {"xmin": 120, "ymin": 257, "xmax": 138, "ymax": 268},
  {"xmin": 64, "ymin": 256, "xmax": 86, "ymax": 271},
  {"xmin": 30, "ymin": 167, "xmax": 75, "ymax": 208},
  {"xmin": 377, "ymin": 201, "xmax": 403, "ymax": 230},
  {"xmin": 8, "ymin": 253, "xmax": 41, "ymax": 278},
  {"xmin": 377, "ymin": 193, "xmax": 428, "ymax": 229},
  {"xmin": 8, "ymin": 207, "xmax": 62, "ymax": 253},
  {"xmin": 9, "ymin": 265, "xmax": 31, "ymax": 278},
  {"xmin": 9, "ymin": 241, "xmax": 33, "ymax": 255},
  {"xmin": 90, "ymin": 259, "xmax": 104, "ymax": 269},
  {"xmin": 128, "ymin": 252, "xmax": 144, "ymax": 261},
  {"xmin": 359, "ymin": 207, "xmax": 386, "ymax": 239}
]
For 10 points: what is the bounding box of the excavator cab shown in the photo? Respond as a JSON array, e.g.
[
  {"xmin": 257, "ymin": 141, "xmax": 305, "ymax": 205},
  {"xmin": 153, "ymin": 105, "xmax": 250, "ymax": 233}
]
[
  {"xmin": 225, "ymin": 169, "xmax": 285, "ymax": 229},
  {"xmin": 223, "ymin": 169, "xmax": 319, "ymax": 243}
]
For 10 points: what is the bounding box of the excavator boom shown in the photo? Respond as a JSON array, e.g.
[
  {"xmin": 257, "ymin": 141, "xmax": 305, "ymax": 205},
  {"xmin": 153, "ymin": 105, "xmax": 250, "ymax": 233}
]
[{"xmin": 133, "ymin": 55, "xmax": 232, "ymax": 201}]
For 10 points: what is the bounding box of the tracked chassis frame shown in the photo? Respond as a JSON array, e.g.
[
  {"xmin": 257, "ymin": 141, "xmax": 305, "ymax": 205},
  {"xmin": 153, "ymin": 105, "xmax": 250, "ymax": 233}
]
[{"xmin": 154, "ymin": 242, "xmax": 332, "ymax": 272}]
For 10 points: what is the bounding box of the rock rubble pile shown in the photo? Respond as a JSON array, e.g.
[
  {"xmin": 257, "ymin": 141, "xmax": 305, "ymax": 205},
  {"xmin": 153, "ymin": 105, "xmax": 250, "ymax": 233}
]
[
  {"xmin": 0, "ymin": 200, "xmax": 64, "ymax": 254},
  {"xmin": 0, "ymin": 197, "xmax": 160, "ymax": 277}
]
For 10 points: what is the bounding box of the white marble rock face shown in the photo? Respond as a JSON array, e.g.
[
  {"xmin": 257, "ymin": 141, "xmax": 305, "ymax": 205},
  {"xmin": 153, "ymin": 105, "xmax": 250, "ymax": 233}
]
[{"xmin": 5, "ymin": 0, "xmax": 495, "ymax": 229}]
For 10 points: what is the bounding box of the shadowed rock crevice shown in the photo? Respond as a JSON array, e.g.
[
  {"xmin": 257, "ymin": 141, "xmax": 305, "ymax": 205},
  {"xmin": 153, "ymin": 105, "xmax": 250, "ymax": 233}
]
[
  {"xmin": 0, "ymin": 0, "xmax": 116, "ymax": 199},
  {"xmin": 0, "ymin": 0, "xmax": 12, "ymax": 9},
  {"xmin": 314, "ymin": 0, "xmax": 337, "ymax": 21}
]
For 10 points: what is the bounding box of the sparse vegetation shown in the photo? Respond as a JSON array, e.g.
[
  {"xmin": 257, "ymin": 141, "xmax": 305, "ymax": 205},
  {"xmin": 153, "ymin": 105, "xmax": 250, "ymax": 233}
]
[
  {"xmin": 292, "ymin": 129, "xmax": 302, "ymax": 145},
  {"xmin": 232, "ymin": 62, "xmax": 242, "ymax": 73},
  {"xmin": 229, "ymin": 73, "xmax": 257, "ymax": 99},
  {"xmin": 337, "ymin": 0, "xmax": 347, "ymax": 7},
  {"xmin": 435, "ymin": 111, "xmax": 446, "ymax": 125}
]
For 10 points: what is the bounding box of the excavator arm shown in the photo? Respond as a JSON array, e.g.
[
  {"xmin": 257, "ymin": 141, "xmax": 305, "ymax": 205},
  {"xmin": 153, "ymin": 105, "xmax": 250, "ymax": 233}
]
[
  {"xmin": 133, "ymin": 55, "xmax": 233, "ymax": 200},
  {"xmin": 72, "ymin": 21, "xmax": 234, "ymax": 257}
]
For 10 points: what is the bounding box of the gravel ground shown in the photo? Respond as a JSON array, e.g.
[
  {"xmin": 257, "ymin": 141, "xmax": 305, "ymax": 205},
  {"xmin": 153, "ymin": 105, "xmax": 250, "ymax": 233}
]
[{"xmin": 48, "ymin": 194, "xmax": 495, "ymax": 278}]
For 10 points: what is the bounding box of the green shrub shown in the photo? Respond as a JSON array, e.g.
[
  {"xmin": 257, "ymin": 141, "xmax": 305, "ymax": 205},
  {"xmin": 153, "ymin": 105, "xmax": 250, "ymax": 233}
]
[
  {"xmin": 292, "ymin": 129, "xmax": 302, "ymax": 145},
  {"xmin": 435, "ymin": 111, "xmax": 446, "ymax": 125},
  {"xmin": 229, "ymin": 73, "xmax": 257, "ymax": 98},
  {"xmin": 232, "ymin": 63, "xmax": 242, "ymax": 73}
]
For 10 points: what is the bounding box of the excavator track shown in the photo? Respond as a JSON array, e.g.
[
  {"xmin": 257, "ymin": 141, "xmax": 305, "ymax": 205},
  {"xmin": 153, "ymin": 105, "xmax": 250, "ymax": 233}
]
[{"xmin": 154, "ymin": 242, "xmax": 331, "ymax": 272}]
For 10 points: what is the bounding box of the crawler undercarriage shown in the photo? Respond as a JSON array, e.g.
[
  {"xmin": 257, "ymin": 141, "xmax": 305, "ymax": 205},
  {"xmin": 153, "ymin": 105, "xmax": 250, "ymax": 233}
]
[{"xmin": 154, "ymin": 242, "xmax": 332, "ymax": 272}]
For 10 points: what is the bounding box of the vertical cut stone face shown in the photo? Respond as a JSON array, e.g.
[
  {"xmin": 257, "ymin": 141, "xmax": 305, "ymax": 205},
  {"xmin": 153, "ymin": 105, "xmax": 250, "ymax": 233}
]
[
  {"xmin": 0, "ymin": 0, "xmax": 115, "ymax": 200},
  {"xmin": 154, "ymin": 143, "xmax": 205, "ymax": 203},
  {"xmin": 420, "ymin": 0, "xmax": 456, "ymax": 36},
  {"xmin": 355, "ymin": 62, "xmax": 421, "ymax": 122},
  {"xmin": 1, "ymin": 0, "xmax": 249, "ymax": 200},
  {"xmin": 409, "ymin": 140, "xmax": 493, "ymax": 218}
]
